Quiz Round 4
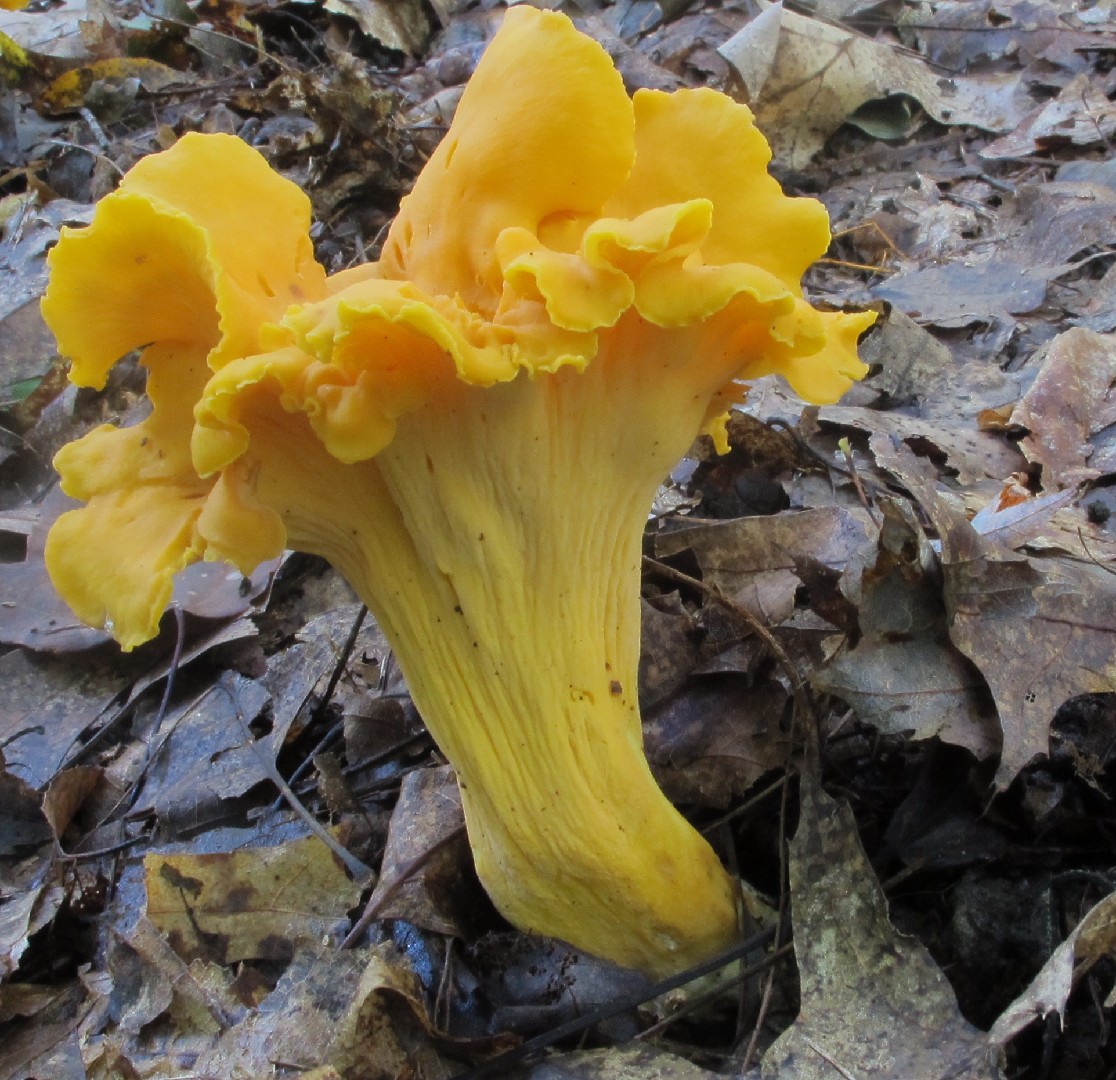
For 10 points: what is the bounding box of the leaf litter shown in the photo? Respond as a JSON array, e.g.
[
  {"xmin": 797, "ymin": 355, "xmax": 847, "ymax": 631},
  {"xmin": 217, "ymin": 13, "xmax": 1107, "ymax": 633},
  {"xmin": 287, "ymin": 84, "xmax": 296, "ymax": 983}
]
[{"xmin": 2, "ymin": 0, "xmax": 1116, "ymax": 1077}]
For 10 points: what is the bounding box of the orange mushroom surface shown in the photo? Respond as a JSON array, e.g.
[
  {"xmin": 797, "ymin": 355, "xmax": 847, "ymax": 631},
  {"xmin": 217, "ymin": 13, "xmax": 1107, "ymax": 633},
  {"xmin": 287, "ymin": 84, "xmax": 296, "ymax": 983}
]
[{"xmin": 42, "ymin": 7, "xmax": 874, "ymax": 976}]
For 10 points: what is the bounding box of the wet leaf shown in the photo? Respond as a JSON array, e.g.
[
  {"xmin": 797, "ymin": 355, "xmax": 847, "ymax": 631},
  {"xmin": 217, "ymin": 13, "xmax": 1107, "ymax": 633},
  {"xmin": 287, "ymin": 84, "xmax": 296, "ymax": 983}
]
[
  {"xmin": 0, "ymin": 648, "xmax": 128, "ymax": 789},
  {"xmin": 127, "ymin": 673, "xmax": 277, "ymax": 827},
  {"xmin": 193, "ymin": 945, "xmax": 446, "ymax": 1079}
]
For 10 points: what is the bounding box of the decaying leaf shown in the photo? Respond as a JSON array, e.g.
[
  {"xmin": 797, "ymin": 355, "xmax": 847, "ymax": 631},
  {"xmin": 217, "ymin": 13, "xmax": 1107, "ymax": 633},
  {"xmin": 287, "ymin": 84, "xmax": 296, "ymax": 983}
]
[
  {"xmin": 192, "ymin": 945, "xmax": 446, "ymax": 1079},
  {"xmin": 638, "ymin": 595, "xmax": 703, "ymax": 709},
  {"xmin": 645, "ymin": 678, "xmax": 793, "ymax": 808},
  {"xmin": 817, "ymin": 404, "xmax": 1024, "ymax": 486},
  {"xmin": 316, "ymin": 0, "xmax": 436, "ymax": 55},
  {"xmin": 0, "ymin": 647, "xmax": 129, "ymax": 790},
  {"xmin": 761, "ymin": 777, "xmax": 1003, "ymax": 1079},
  {"xmin": 982, "ymin": 72, "xmax": 1116, "ymax": 158},
  {"xmin": 813, "ymin": 498, "xmax": 997, "ymax": 758},
  {"xmin": 716, "ymin": 0, "xmax": 1012, "ymax": 168},
  {"xmin": 40, "ymin": 764, "xmax": 102, "ymax": 848},
  {"xmin": 989, "ymin": 889, "xmax": 1116, "ymax": 1044},
  {"xmin": 106, "ymin": 916, "xmax": 243, "ymax": 1037},
  {"xmin": 0, "ymin": 871, "xmax": 66, "ymax": 981},
  {"xmin": 922, "ymin": 499, "xmax": 1116, "ymax": 788},
  {"xmin": 144, "ymin": 833, "xmax": 363, "ymax": 964},
  {"xmin": 871, "ymin": 261, "xmax": 1058, "ymax": 328},
  {"xmin": 516, "ymin": 1043, "xmax": 722, "ymax": 1079},
  {"xmin": 858, "ymin": 308, "xmax": 1020, "ymax": 423},
  {"xmin": 368, "ymin": 764, "xmax": 476, "ymax": 937},
  {"xmin": 654, "ymin": 508, "xmax": 873, "ymax": 625},
  {"xmin": 128, "ymin": 674, "xmax": 277, "ymax": 827},
  {"xmin": 39, "ymin": 58, "xmax": 194, "ymax": 115}
]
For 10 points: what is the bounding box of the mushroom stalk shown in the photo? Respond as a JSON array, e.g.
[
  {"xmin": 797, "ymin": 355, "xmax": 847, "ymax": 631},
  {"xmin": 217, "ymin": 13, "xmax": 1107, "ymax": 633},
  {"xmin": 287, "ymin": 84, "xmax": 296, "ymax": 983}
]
[{"xmin": 242, "ymin": 329, "xmax": 743, "ymax": 975}]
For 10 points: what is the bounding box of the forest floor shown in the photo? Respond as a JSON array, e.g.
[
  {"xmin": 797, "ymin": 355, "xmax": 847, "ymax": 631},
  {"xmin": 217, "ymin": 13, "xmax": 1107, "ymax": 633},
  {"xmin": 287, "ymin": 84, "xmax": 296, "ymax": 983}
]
[{"xmin": 2, "ymin": 1, "xmax": 1116, "ymax": 1077}]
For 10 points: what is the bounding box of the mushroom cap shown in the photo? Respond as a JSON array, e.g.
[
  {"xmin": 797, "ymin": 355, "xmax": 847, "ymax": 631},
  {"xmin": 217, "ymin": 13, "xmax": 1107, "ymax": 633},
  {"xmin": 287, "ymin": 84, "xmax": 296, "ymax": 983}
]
[{"xmin": 43, "ymin": 9, "xmax": 872, "ymax": 649}]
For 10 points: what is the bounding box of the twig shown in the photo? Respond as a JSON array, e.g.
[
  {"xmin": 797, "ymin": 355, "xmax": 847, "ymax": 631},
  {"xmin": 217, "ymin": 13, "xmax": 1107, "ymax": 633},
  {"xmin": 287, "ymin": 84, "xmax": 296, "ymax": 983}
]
[
  {"xmin": 340, "ymin": 824, "xmax": 467, "ymax": 948},
  {"xmin": 217, "ymin": 679, "xmax": 374, "ymax": 884},
  {"xmin": 641, "ymin": 555, "xmax": 820, "ymax": 770},
  {"xmin": 635, "ymin": 942, "xmax": 794, "ymax": 1041},
  {"xmin": 317, "ymin": 604, "xmax": 368, "ymax": 716},
  {"xmin": 739, "ymin": 752, "xmax": 797, "ymax": 1069},
  {"xmin": 445, "ymin": 925, "xmax": 780, "ymax": 1080},
  {"xmin": 805, "ymin": 1038, "xmax": 860, "ymax": 1079}
]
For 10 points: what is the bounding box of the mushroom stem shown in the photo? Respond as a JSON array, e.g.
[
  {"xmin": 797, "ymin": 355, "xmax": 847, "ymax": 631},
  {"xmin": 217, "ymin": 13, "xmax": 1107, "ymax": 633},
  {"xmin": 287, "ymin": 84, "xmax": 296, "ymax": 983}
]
[{"xmin": 240, "ymin": 318, "xmax": 743, "ymax": 976}]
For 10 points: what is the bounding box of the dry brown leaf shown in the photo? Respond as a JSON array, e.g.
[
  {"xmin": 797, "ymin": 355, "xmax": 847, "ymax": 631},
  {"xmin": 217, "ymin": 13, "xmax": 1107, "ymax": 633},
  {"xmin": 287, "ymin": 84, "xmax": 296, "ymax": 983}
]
[
  {"xmin": 0, "ymin": 873, "xmax": 65, "ymax": 981},
  {"xmin": 813, "ymin": 498, "xmax": 998, "ymax": 758},
  {"xmin": 638, "ymin": 595, "xmax": 702, "ymax": 710},
  {"xmin": 945, "ymin": 555, "xmax": 1116, "ymax": 788},
  {"xmin": 982, "ymin": 72, "xmax": 1116, "ymax": 159},
  {"xmin": 914, "ymin": 496, "xmax": 1116, "ymax": 787},
  {"xmin": 516, "ymin": 1043, "xmax": 722, "ymax": 1079},
  {"xmin": 871, "ymin": 261, "xmax": 1058, "ymax": 328},
  {"xmin": 718, "ymin": 1, "xmax": 968, "ymax": 168},
  {"xmin": 318, "ymin": 0, "xmax": 435, "ymax": 55},
  {"xmin": 653, "ymin": 508, "xmax": 873, "ymax": 625},
  {"xmin": 645, "ymin": 678, "xmax": 793, "ymax": 808},
  {"xmin": 1011, "ymin": 328, "xmax": 1116, "ymax": 489},
  {"xmin": 819, "ymin": 405, "xmax": 1024, "ymax": 486},
  {"xmin": 40, "ymin": 765, "xmax": 102, "ymax": 847},
  {"xmin": 860, "ymin": 308, "xmax": 1020, "ymax": 423}
]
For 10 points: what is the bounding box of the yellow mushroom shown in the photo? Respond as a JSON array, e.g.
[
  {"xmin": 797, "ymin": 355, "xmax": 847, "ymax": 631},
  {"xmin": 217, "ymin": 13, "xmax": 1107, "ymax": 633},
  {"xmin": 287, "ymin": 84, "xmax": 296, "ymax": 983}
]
[{"xmin": 42, "ymin": 7, "xmax": 874, "ymax": 976}]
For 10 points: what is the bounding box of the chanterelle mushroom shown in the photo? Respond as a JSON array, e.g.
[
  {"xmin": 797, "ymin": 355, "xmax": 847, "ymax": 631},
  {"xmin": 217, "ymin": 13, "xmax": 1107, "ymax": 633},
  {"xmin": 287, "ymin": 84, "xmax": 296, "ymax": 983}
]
[{"xmin": 42, "ymin": 7, "xmax": 874, "ymax": 976}]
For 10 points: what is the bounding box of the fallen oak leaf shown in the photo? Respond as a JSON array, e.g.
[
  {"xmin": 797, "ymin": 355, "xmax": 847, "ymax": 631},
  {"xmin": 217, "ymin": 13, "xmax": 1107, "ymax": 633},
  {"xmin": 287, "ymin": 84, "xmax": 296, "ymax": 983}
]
[{"xmin": 761, "ymin": 776, "xmax": 1003, "ymax": 1079}]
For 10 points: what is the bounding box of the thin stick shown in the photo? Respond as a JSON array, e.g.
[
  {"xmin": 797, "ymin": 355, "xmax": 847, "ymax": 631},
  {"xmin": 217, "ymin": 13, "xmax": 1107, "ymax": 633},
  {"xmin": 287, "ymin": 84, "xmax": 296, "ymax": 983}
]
[
  {"xmin": 340, "ymin": 824, "xmax": 467, "ymax": 948},
  {"xmin": 641, "ymin": 555, "xmax": 821, "ymax": 770},
  {"xmin": 446, "ymin": 925, "xmax": 779, "ymax": 1080}
]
